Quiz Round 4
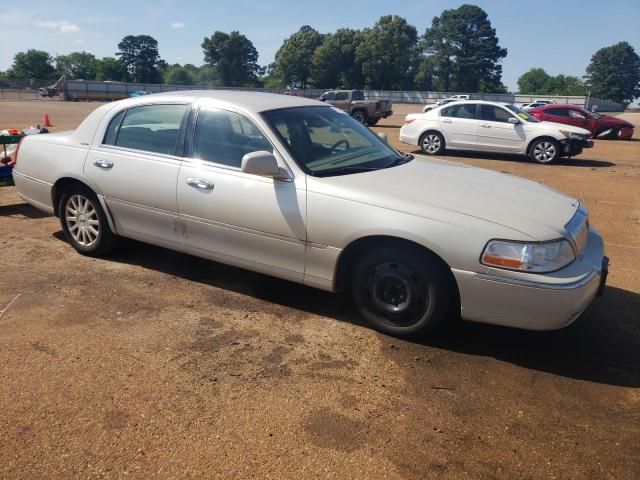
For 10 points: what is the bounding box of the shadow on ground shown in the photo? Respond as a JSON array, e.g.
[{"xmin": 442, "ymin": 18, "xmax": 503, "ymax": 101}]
[
  {"xmin": 55, "ymin": 235, "xmax": 640, "ymax": 389},
  {"xmin": 0, "ymin": 202, "xmax": 50, "ymax": 219},
  {"xmin": 410, "ymin": 149, "xmax": 616, "ymax": 168}
]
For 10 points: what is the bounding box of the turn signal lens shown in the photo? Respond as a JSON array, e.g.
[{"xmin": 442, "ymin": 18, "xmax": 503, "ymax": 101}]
[
  {"xmin": 481, "ymin": 239, "xmax": 575, "ymax": 273},
  {"xmin": 404, "ymin": 118, "xmax": 416, "ymax": 125}
]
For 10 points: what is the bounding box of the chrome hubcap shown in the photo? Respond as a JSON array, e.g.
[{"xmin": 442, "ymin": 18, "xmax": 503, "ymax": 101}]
[
  {"xmin": 65, "ymin": 194, "xmax": 99, "ymax": 247},
  {"xmin": 422, "ymin": 134, "xmax": 441, "ymax": 153},
  {"xmin": 533, "ymin": 142, "xmax": 556, "ymax": 162}
]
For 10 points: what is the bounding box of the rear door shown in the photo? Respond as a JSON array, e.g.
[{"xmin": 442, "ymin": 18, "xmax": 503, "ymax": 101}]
[
  {"xmin": 476, "ymin": 104, "xmax": 526, "ymax": 153},
  {"xmin": 85, "ymin": 103, "xmax": 189, "ymax": 245},
  {"xmin": 439, "ymin": 103, "xmax": 479, "ymax": 149}
]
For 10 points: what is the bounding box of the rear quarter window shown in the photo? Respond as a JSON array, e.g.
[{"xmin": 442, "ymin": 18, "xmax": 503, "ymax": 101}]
[{"xmin": 103, "ymin": 104, "xmax": 188, "ymax": 155}]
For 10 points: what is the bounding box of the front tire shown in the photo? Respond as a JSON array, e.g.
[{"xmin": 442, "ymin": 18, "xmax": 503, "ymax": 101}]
[
  {"xmin": 351, "ymin": 244, "xmax": 451, "ymax": 338},
  {"xmin": 351, "ymin": 110, "xmax": 368, "ymax": 125},
  {"xmin": 59, "ymin": 185, "xmax": 115, "ymax": 256},
  {"xmin": 529, "ymin": 138, "xmax": 560, "ymax": 164},
  {"xmin": 420, "ymin": 131, "xmax": 445, "ymax": 155}
]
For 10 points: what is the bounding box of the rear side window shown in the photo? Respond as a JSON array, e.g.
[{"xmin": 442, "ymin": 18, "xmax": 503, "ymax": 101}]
[
  {"xmin": 334, "ymin": 91, "xmax": 349, "ymax": 101},
  {"xmin": 104, "ymin": 104, "xmax": 188, "ymax": 155},
  {"xmin": 546, "ymin": 108, "xmax": 570, "ymax": 117},
  {"xmin": 441, "ymin": 103, "xmax": 477, "ymax": 119},
  {"xmin": 193, "ymin": 108, "xmax": 272, "ymax": 168},
  {"xmin": 352, "ymin": 91, "xmax": 365, "ymax": 101}
]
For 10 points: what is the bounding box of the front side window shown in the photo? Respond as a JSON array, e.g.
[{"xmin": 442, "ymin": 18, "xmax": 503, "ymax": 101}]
[
  {"xmin": 262, "ymin": 106, "xmax": 405, "ymax": 177},
  {"xmin": 352, "ymin": 91, "xmax": 365, "ymax": 101},
  {"xmin": 568, "ymin": 109, "xmax": 587, "ymax": 119},
  {"xmin": 104, "ymin": 104, "xmax": 188, "ymax": 155},
  {"xmin": 334, "ymin": 91, "xmax": 349, "ymax": 101},
  {"xmin": 479, "ymin": 105, "xmax": 512, "ymax": 123},
  {"xmin": 321, "ymin": 92, "xmax": 336, "ymax": 101},
  {"xmin": 193, "ymin": 108, "xmax": 272, "ymax": 168},
  {"xmin": 441, "ymin": 103, "xmax": 477, "ymax": 119}
]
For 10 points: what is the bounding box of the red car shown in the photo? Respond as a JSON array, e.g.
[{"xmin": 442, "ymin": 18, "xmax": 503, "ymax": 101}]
[{"xmin": 529, "ymin": 104, "xmax": 634, "ymax": 140}]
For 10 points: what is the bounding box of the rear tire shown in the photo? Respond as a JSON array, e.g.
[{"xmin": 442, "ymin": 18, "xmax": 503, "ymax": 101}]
[
  {"xmin": 419, "ymin": 131, "xmax": 445, "ymax": 155},
  {"xmin": 59, "ymin": 184, "xmax": 115, "ymax": 256},
  {"xmin": 367, "ymin": 118, "xmax": 380, "ymax": 126},
  {"xmin": 351, "ymin": 244, "xmax": 451, "ymax": 338},
  {"xmin": 529, "ymin": 138, "xmax": 560, "ymax": 164}
]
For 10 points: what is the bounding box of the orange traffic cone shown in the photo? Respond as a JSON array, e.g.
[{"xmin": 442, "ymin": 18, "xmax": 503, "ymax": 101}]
[{"xmin": 43, "ymin": 113, "xmax": 52, "ymax": 127}]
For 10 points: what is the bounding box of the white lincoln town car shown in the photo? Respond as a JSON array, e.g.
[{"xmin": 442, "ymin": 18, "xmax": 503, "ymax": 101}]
[{"xmin": 12, "ymin": 91, "xmax": 608, "ymax": 338}]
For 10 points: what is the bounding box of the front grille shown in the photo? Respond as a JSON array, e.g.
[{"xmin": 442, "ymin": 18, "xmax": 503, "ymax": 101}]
[{"xmin": 565, "ymin": 205, "xmax": 589, "ymax": 256}]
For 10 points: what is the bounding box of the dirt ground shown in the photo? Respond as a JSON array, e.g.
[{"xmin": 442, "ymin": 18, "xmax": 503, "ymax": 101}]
[{"xmin": 1, "ymin": 100, "xmax": 639, "ymax": 479}]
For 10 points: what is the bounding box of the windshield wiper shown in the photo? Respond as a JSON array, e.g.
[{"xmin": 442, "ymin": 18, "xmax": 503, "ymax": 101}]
[{"xmin": 314, "ymin": 165, "xmax": 384, "ymax": 177}]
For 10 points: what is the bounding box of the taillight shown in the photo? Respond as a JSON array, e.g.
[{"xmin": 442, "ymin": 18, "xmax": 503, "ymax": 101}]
[
  {"xmin": 12, "ymin": 137, "xmax": 24, "ymax": 166},
  {"xmin": 531, "ymin": 111, "xmax": 542, "ymax": 120}
]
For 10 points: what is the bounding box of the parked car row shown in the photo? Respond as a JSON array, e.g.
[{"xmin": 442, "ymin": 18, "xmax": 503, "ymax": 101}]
[
  {"xmin": 401, "ymin": 100, "xmax": 593, "ymax": 164},
  {"xmin": 12, "ymin": 91, "xmax": 608, "ymax": 339}
]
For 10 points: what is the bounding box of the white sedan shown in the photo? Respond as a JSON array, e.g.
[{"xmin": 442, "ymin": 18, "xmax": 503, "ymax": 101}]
[
  {"xmin": 12, "ymin": 91, "xmax": 607, "ymax": 338},
  {"xmin": 401, "ymin": 100, "xmax": 593, "ymax": 164}
]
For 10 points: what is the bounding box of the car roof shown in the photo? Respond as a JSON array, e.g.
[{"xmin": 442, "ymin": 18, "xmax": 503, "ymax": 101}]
[{"xmin": 125, "ymin": 90, "xmax": 323, "ymax": 113}]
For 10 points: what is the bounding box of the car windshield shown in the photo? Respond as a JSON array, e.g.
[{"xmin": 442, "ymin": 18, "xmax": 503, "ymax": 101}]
[
  {"xmin": 584, "ymin": 108, "xmax": 602, "ymax": 119},
  {"xmin": 505, "ymin": 104, "xmax": 540, "ymax": 123},
  {"xmin": 262, "ymin": 106, "xmax": 407, "ymax": 177}
]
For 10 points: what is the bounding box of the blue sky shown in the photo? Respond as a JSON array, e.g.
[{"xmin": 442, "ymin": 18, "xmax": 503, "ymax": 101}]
[{"xmin": 1, "ymin": 0, "xmax": 639, "ymax": 90}]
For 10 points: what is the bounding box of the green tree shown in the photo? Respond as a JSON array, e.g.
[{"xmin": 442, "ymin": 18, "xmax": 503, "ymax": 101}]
[
  {"xmin": 272, "ymin": 26, "xmax": 324, "ymax": 88},
  {"xmin": 56, "ymin": 51, "xmax": 97, "ymax": 79},
  {"xmin": 517, "ymin": 68, "xmax": 551, "ymax": 94},
  {"xmin": 585, "ymin": 42, "xmax": 640, "ymax": 104},
  {"xmin": 95, "ymin": 57, "xmax": 128, "ymax": 81},
  {"xmin": 311, "ymin": 28, "xmax": 363, "ymax": 88},
  {"xmin": 164, "ymin": 65, "xmax": 196, "ymax": 85},
  {"xmin": 8, "ymin": 49, "xmax": 56, "ymax": 80},
  {"xmin": 116, "ymin": 35, "xmax": 163, "ymax": 83},
  {"xmin": 517, "ymin": 68, "xmax": 588, "ymax": 96},
  {"xmin": 202, "ymin": 31, "xmax": 262, "ymax": 86},
  {"xmin": 420, "ymin": 4, "xmax": 507, "ymax": 92},
  {"xmin": 355, "ymin": 16, "xmax": 418, "ymax": 90}
]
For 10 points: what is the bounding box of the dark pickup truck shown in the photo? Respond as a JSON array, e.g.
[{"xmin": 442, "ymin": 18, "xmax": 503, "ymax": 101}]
[{"xmin": 319, "ymin": 90, "xmax": 393, "ymax": 126}]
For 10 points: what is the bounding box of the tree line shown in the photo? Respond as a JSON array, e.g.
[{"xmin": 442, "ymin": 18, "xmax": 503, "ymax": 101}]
[{"xmin": 1, "ymin": 3, "xmax": 638, "ymax": 104}]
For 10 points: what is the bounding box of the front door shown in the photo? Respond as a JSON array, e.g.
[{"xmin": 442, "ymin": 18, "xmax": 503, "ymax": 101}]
[
  {"xmin": 84, "ymin": 103, "xmax": 189, "ymax": 245},
  {"xmin": 475, "ymin": 104, "xmax": 526, "ymax": 153},
  {"xmin": 439, "ymin": 103, "xmax": 479, "ymax": 149},
  {"xmin": 177, "ymin": 106, "xmax": 306, "ymax": 282}
]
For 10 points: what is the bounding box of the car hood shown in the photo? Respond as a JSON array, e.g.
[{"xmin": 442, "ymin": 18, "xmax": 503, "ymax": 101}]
[
  {"xmin": 599, "ymin": 115, "xmax": 634, "ymax": 128},
  {"xmin": 308, "ymin": 157, "xmax": 578, "ymax": 240},
  {"xmin": 536, "ymin": 121, "xmax": 592, "ymax": 136}
]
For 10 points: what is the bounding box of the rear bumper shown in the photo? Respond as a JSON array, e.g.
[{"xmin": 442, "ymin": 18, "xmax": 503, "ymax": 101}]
[{"xmin": 453, "ymin": 229, "xmax": 606, "ymax": 331}]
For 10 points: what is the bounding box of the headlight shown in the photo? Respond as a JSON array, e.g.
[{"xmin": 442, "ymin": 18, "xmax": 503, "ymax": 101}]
[
  {"xmin": 481, "ymin": 239, "xmax": 575, "ymax": 273},
  {"xmin": 560, "ymin": 130, "xmax": 585, "ymax": 140}
]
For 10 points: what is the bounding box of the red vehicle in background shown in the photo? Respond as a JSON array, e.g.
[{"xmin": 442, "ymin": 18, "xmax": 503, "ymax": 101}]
[{"xmin": 529, "ymin": 104, "xmax": 635, "ymax": 140}]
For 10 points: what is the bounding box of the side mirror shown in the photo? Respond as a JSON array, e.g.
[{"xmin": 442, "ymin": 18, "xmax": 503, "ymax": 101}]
[
  {"xmin": 319, "ymin": 97, "xmax": 326, "ymax": 102},
  {"xmin": 508, "ymin": 117, "xmax": 519, "ymax": 124},
  {"xmin": 241, "ymin": 151, "xmax": 290, "ymax": 180},
  {"xmin": 377, "ymin": 132, "xmax": 389, "ymax": 144}
]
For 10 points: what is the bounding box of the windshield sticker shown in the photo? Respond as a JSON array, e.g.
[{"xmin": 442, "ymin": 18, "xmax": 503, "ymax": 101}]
[{"xmin": 517, "ymin": 112, "xmax": 528, "ymax": 120}]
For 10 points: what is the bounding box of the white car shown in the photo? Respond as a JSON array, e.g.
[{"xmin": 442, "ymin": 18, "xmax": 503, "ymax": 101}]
[
  {"xmin": 423, "ymin": 95, "xmax": 470, "ymax": 113},
  {"xmin": 400, "ymin": 100, "xmax": 593, "ymax": 164},
  {"xmin": 12, "ymin": 91, "xmax": 607, "ymax": 338}
]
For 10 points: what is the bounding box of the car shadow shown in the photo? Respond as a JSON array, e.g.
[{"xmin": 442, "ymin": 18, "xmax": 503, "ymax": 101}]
[
  {"xmin": 410, "ymin": 149, "xmax": 616, "ymax": 168},
  {"xmin": 0, "ymin": 202, "xmax": 50, "ymax": 219},
  {"xmin": 59, "ymin": 236, "xmax": 640, "ymax": 388}
]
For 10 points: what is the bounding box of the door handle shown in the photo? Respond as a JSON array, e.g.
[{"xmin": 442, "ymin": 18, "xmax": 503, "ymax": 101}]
[
  {"xmin": 93, "ymin": 159, "xmax": 113, "ymax": 169},
  {"xmin": 186, "ymin": 178, "xmax": 214, "ymax": 190},
  {"xmin": 480, "ymin": 123, "xmax": 492, "ymax": 128},
  {"xmin": 442, "ymin": 119, "xmax": 452, "ymax": 123}
]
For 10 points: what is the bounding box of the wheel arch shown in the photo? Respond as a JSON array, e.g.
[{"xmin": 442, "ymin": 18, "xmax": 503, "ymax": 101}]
[
  {"xmin": 525, "ymin": 135, "xmax": 561, "ymax": 155},
  {"xmin": 419, "ymin": 129, "xmax": 447, "ymax": 148},
  {"xmin": 52, "ymin": 177, "xmax": 117, "ymax": 233},
  {"xmin": 334, "ymin": 235, "xmax": 460, "ymax": 316}
]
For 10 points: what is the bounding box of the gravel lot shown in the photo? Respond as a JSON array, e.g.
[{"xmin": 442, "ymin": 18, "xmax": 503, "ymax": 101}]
[{"xmin": 1, "ymin": 100, "xmax": 639, "ymax": 479}]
